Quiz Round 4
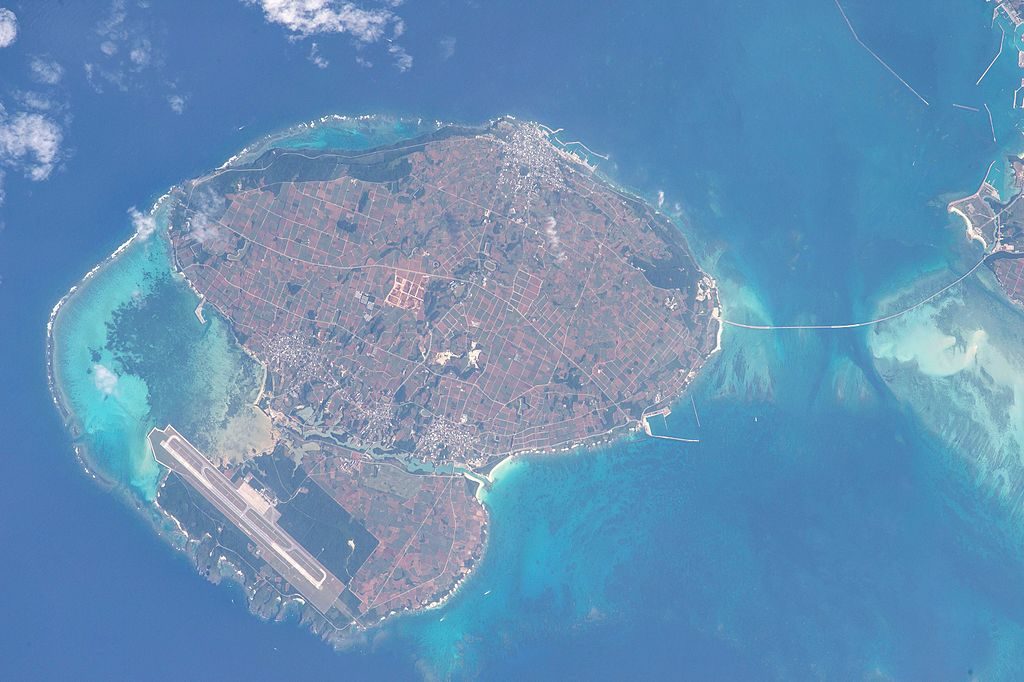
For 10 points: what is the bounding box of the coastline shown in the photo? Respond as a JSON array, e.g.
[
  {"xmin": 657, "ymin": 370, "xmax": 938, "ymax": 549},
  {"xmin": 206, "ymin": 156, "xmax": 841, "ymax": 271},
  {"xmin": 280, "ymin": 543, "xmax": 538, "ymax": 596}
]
[
  {"xmin": 45, "ymin": 192, "xmax": 176, "ymax": 490},
  {"xmin": 168, "ymin": 110, "xmax": 724, "ymax": 478},
  {"xmin": 946, "ymin": 3, "xmax": 1024, "ymax": 258},
  {"xmin": 47, "ymin": 112, "xmax": 724, "ymax": 644},
  {"xmin": 948, "ymin": 202, "xmax": 990, "ymax": 250}
]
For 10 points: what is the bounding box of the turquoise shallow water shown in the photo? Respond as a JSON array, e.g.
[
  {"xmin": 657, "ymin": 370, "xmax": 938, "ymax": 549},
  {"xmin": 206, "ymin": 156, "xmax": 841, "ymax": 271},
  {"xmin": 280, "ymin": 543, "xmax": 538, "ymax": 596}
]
[
  {"xmin": 15, "ymin": 0, "xmax": 1024, "ymax": 678},
  {"xmin": 47, "ymin": 117, "xmax": 436, "ymax": 503},
  {"xmin": 393, "ymin": 366, "xmax": 1024, "ymax": 678},
  {"xmin": 50, "ymin": 9, "xmax": 1024, "ymax": 675},
  {"xmin": 50, "ymin": 229, "xmax": 172, "ymax": 496},
  {"xmin": 271, "ymin": 116, "xmax": 441, "ymax": 153},
  {"xmin": 49, "ymin": 211, "xmax": 266, "ymax": 499},
  {"xmin": 388, "ymin": 1, "xmax": 1024, "ymax": 678}
]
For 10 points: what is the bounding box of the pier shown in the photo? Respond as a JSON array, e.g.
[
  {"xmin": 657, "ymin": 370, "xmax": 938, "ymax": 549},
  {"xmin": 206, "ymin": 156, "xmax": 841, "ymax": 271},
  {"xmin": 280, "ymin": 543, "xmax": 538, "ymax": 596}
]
[
  {"xmin": 834, "ymin": 0, "xmax": 930, "ymax": 107},
  {"xmin": 640, "ymin": 407, "xmax": 699, "ymax": 444},
  {"xmin": 976, "ymin": 24, "xmax": 1006, "ymax": 86}
]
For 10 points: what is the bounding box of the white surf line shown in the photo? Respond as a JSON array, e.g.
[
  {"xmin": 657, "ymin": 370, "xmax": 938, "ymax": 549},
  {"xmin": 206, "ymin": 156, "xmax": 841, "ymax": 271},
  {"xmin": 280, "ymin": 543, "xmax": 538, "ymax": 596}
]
[
  {"xmin": 690, "ymin": 395, "xmax": 701, "ymax": 429},
  {"xmin": 952, "ymin": 103, "xmax": 981, "ymax": 112},
  {"xmin": 977, "ymin": 24, "xmax": 1006, "ymax": 85},
  {"xmin": 834, "ymin": 0, "xmax": 930, "ymax": 107},
  {"xmin": 985, "ymin": 103, "xmax": 998, "ymax": 143},
  {"xmin": 721, "ymin": 192, "xmax": 1022, "ymax": 331}
]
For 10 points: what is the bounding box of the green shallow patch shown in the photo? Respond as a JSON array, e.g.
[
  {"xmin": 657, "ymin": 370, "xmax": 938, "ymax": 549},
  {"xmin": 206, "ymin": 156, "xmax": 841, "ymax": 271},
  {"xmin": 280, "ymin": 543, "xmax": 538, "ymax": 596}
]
[
  {"xmin": 254, "ymin": 116, "xmax": 441, "ymax": 157},
  {"xmin": 50, "ymin": 115, "xmax": 430, "ymax": 501},
  {"xmin": 51, "ymin": 230, "xmax": 171, "ymax": 498},
  {"xmin": 50, "ymin": 209, "xmax": 265, "ymax": 500},
  {"xmin": 870, "ymin": 270, "xmax": 1024, "ymax": 522}
]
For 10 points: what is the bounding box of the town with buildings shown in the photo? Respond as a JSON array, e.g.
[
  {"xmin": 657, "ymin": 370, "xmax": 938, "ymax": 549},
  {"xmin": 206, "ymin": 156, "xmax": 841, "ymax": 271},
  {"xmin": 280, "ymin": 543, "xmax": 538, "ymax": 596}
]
[{"xmin": 153, "ymin": 118, "xmax": 720, "ymax": 636}]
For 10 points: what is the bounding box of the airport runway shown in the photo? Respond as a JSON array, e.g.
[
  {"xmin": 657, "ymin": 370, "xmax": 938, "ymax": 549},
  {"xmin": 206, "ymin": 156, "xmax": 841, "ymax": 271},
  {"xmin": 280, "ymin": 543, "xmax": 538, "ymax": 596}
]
[{"xmin": 149, "ymin": 425, "xmax": 346, "ymax": 614}]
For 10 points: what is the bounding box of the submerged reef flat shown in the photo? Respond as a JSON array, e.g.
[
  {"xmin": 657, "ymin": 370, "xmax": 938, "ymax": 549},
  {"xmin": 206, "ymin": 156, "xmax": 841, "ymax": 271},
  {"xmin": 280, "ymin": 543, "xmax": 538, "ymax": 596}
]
[
  {"xmin": 870, "ymin": 269, "xmax": 1024, "ymax": 534},
  {"xmin": 48, "ymin": 205, "xmax": 268, "ymax": 500},
  {"xmin": 49, "ymin": 115, "xmax": 721, "ymax": 644},
  {"xmin": 871, "ymin": 4, "xmax": 1024, "ymax": 540}
]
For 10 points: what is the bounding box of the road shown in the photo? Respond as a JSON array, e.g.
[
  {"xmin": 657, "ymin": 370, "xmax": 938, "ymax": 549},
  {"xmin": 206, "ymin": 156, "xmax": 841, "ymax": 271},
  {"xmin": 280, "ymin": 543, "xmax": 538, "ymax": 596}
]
[{"xmin": 148, "ymin": 425, "xmax": 346, "ymax": 615}]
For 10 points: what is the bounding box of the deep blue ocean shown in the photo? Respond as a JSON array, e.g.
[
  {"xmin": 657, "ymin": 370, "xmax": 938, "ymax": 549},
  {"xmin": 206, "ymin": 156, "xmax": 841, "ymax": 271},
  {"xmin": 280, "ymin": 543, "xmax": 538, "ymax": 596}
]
[{"xmin": 3, "ymin": 0, "xmax": 1024, "ymax": 678}]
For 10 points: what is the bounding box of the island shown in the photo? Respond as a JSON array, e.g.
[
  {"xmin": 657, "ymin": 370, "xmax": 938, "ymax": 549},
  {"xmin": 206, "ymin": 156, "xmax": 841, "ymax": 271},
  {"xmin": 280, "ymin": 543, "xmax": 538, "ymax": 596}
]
[
  {"xmin": 50, "ymin": 116, "xmax": 721, "ymax": 644},
  {"xmin": 943, "ymin": 2, "xmax": 1024, "ymax": 303},
  {"xmin": 949, "ymin": 155, "xmax": 1024, "ymax": 305},
  {"xmin": 870, "ymin": 1, "xmax": 1024, "ymax": 547}
]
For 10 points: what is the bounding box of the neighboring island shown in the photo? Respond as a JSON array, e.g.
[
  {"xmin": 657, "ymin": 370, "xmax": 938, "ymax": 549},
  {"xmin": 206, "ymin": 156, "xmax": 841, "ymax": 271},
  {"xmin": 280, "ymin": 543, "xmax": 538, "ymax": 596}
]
[
  {"xmin": 948, "ymin": 154, "xmax": 1024, "ymax": 306},
  {"xmin": 49, "ymin": 116, "xmax": 720, "ymax": 643},
  {"xmin": 867, "ymin": 0, "xmax": 1024, "ymax": 557},
  {"xmin": 946, "ymin": 3, "xmax": 1024, "ymax": 304}
]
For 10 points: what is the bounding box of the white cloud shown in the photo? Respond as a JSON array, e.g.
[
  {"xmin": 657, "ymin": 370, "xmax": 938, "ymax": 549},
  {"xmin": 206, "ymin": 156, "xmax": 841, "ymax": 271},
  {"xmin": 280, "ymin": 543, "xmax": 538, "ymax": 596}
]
[
  {"xmin": 246, "ymin": 0, "xmax": 399, "ymax": 42},
  {"xmin": 0, "ymin": 108, "xmax": 64, "ymax": 181},
  {"xmin": 191, "ymin": 216, "xmax": 219, "ymax": 243},
  {"xmin": 97, "ymin": 0, "xmax": 128, "ymax": 43},
  {"xmin": 439, "ymin": 36, "xmax": 456, "ymax": 61},
  {"xmin": 88, "ymin": 1, "xmax": 163, "ymax": 93},
  {"xmin": 308, "ymin": 41, "xmax": 329, "ymax": 68},
  {"xmin": 388, "ymin": 43, "xmax": 412, "ymax": 72},
  {"xmin": 166, "ymin": 93, "xmax": 186, "ymax": 114},
  {"xmin": 0, "ymin": 50, "xmax": 70, "ymax": 204},
  {"xmin": 30, "ymin": 57, "xmax": 65, "ymax": 85},
  {"xmin": 15, "ymin": 91, "xmax": 56, "ymax": 112},
  {"xmin": 129, "ymin": 39, "xmax": 152, "ymax": 67},
  {"xmin": 128, "ymin": 206, "xmax": 157, "ymax": 240},
  {"xmin": 245, "ymin": 1, "xmax": 413, "ymax": 69},
  {"xmin": 186, "ymin": 187, "xmax": 226, "ymax": 243},
  {"xmin": 0, "ymin": 8, "xmax": 17, "ymax": 49},
  {"xmin": 92, "ymin": 364, "xmax": 119, "ymax": 395}
]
